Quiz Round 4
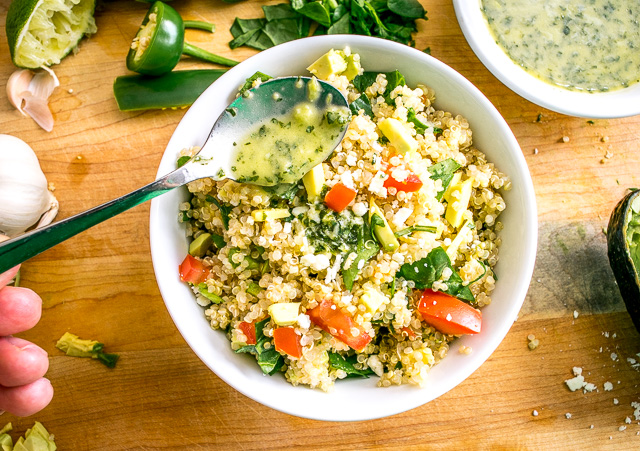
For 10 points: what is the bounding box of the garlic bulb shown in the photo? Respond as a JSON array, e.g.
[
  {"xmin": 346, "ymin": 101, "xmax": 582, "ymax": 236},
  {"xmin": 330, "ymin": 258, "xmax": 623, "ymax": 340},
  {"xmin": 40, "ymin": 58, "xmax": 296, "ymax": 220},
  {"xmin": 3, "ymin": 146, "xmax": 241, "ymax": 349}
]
[{"xmin": 0, "ymin": 134, "xmax": 59, "ymax": 237}]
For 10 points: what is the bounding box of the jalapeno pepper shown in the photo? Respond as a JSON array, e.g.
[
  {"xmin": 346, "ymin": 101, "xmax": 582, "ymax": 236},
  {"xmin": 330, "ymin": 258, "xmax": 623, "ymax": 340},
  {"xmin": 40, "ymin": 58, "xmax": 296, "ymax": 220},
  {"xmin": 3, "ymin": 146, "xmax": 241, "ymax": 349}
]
[
  {"xmin": 126, "ymin": 1, "xmax": 238, "ymax": 76},
  {"xmin": 113, "ymin": 69, "xmax": 226, "ymax": 111}
]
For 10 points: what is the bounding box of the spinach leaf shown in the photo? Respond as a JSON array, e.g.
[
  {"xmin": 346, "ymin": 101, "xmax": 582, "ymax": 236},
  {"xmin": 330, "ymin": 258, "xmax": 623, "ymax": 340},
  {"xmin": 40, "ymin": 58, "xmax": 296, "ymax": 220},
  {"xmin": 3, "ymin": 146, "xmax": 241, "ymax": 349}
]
[
  {"xmin": 407, "ymin": 107, "xmax": 442, "ymax": 135},
  {"xmin": 263, "ymin": 3, "xmax": 298, "ymax": 20},
  {"xmin": 264, "ymin": 183, "xmax": 301, "ymax": 204},
  {"xmin": 396, "ymin": 246, "xmax": 474, "ymax": 302},
  {"xmin": 328, "ymin": 10, "xmax": 350, "ymax": 34},
  {"xmin": 238, "ymin": 71, "xmax": 273, "ymax": 96},
  {"xmin": 352, "ymin": 71, "xmax": 379, "ymax": 93},
  {"xmin": 177, "ymin": 155, "xmax": 190, "ymax": 168},
  {"xmin": 293, "ymin": 1, "xmax": 332, "ymax": 26},
  {"xmin": 252, "ymin": 317, "xmax": 285, "ymax": 375},
  {"xmin": 387, "ymin": 0, "xmax": 426, "ymax": 19},
  {"xmin": 328, "ymin": 352, "xmax": 375, "ymax": 378},
  {"xmin": 349, "ymin": 93, "xmax": 373, "ymax": 117},
  {"xmin": 383, "ymin": 69, "xmax": 406, "ymax": 104},
  {"xmin": 263, "ymin": 18, "xmax": 302, "ymax": 46},
  {"xmin": 427, "ymin": 158, "xmax": 461, "ymax": 201},
  {"xmin": 394, "ymin": 225, "xmax": 437, "ymax": 237},
  {"xmin": 342, "ymin": 215, "xmax": 380, "ymax": 291},
  {"xmin": 206, "ymin": 195, "xmax": 233, "ymax": 230}
]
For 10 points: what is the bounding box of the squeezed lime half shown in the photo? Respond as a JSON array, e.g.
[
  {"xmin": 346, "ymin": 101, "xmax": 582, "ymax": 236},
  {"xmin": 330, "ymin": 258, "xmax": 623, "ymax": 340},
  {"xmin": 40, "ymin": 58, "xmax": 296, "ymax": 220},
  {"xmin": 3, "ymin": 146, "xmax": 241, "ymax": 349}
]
[{"xmin": 6, "ymin": 0, "xmax": 98, "ymax": 68}]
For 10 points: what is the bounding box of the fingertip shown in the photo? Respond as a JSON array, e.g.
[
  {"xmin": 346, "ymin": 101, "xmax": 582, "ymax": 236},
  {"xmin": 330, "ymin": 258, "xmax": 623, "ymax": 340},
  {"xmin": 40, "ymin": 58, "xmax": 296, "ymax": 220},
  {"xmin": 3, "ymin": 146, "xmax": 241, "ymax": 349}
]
[
  {"xmin": 0, "ymin": 286, "xmax": 42, "ymax": 336},
  {"xmin": 0, "ymin": 265, "xmax": 20, "ymax": 287},
  {"xmin": 0, "ymin": 377, "xmax": 54, "ymax": 417}
]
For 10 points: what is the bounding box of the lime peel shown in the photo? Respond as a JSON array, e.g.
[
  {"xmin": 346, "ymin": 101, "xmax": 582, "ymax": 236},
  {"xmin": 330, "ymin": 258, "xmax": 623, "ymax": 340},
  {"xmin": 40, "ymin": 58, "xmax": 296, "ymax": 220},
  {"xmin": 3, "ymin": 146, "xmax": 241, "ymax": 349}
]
[{"xmin": 6, "ymin": 0, "xmax": 98, "ymax": 69}]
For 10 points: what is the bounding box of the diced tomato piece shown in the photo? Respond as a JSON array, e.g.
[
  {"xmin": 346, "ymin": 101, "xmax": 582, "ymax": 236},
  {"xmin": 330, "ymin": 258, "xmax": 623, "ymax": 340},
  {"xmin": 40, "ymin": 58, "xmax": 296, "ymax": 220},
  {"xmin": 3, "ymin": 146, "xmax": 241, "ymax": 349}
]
[
  {"xmin": 238, "ymin": 321, "xmax": 256, "ymax": 345},
  {"xmin": 324, "ymin": 183, "xmax": 357, "ymax": 212},
  {"xmin": 383, "ymin": 169, "xmax": 423, "ymax": 192},
  {"xmin": 417, "ymin": 289, "xmax": 481, "ymax": 335},
  {"xmin": 179, "ymin": 254, "xmax": 209, "ymax": 284},
  {"xmin": 273, "ymin": 327, "xmax": 302, "ymax": 358},
  {"xmin": 307, "ymin": 299, "xmax": 371, "ymax": 351}
]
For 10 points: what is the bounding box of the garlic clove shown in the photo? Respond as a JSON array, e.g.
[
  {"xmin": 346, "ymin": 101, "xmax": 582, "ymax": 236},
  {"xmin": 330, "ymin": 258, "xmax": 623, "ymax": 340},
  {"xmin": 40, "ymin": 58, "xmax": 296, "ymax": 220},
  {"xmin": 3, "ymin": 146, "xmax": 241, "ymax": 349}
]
[
  {"xmin": 5, "ymin": 67, "xmax": 59, "ymax": 132},
  {"xmin": 22, "ymin": 92, "xmax": 55, "ymax": 132},
  {"xmin": 36, "ymin": 191, "xmax": 59, "ymax": 229},
  {"xmin": 6, "ymin": 69, "xmax": 32, "ymax": 116}
]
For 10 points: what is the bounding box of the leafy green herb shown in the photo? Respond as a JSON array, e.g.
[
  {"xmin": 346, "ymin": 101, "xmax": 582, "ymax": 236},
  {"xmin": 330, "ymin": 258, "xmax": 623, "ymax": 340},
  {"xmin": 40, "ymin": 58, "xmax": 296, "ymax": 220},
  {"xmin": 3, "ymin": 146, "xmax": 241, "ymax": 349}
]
[
  {"xmin": 428, "ymin": 158, "xmax": 461, "ymax": 201},
  {"xmin": 197, "ymin": 283, "xmax": 223, "ymax": 304},
  {"xmin": 206, "ymin": 195, "xmax": 232, "ymax": 230},
  {"xmin": 407, "ymin": 107, "xmax": 442, "ymax": 135},
  {"xmin": 177, "ymin": 155, "xmax": 191, "ymax": 167},
  {"xmin": 469, "ymin": 260, "xmax": 487, "ymax": 284},
  {"xmin": 328, "ymin": 352, "xmax": 375, "ymax": 378},
  {"xmin": 302, "ymin": 205, "xmax": 363, "ymax": 254},
  {"xmin": 342, "ymin": 215, "xmax": 380, "ymax": 291},
  {"xmin": 423, "ymin": 46, "xmax": 431, "ymax": 54},
  {"xmin": 383, "ymin": 69, "xmax": 406, "ymax": 104},
  {"xmin": 210, "ymin": 233, "xmax": 226, "ymax": 249},
  {"xmin": 396, "ymin": 246, "xmax": 474, "ymax": 302},
  {"xmin": 230, "ymin": 0, "xmax": 427, "ymax": 50},
  {"xmin": 394, "ymin": 224, "xmax": 437, "ymax": 237}
]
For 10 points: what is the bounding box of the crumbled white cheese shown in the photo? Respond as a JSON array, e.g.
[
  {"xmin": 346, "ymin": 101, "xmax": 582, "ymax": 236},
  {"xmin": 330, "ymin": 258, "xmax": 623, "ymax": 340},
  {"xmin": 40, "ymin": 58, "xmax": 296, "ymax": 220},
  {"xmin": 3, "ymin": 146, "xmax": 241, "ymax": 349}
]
[
  {"xmin": 392, "ymin": 207, "xmax": 413, "ymax": 228},
  {"xmin": 583, "ymin": 383, "xmax": 597, "ymax": 393},
  {"xmin": 619, "ymin": 426, "xmax": 626, "ymax": 432},
  {"xmin": 611, "ymin": 352, "xmax": 618, "ymax": 361},
  {"xmin": 283, "ymin": 222, "xmax": 292, "ymax": 234},
  {"xmin": 565, "ymin": 375, "xmax": 585, "ymax": 392},
  {"xmin": 632, "ymin": 401, "xmax": 640, "ymax": 420},
  {"xmin": 573, "ymin": 310, "xmax": 579, "ymax": 319},
  {"xmin": 614, "ymin": 398, "xmax": 619, "ymax": 405},
  {"xmin": 573, "ymin": 367, "xmax": 583, "ymax": 376},
  {"xmin": 340, "ymin": 170, "xmax": 355, "ymax": 189},
  {"xmin": 604, "ymin": 381, "xmax": 613, "ymax": 391},
  {"xmin": 352, "ymin": 202, "xmax": 368, "ymax": 217},
  {"xmin": 368, "ymin": 170, "xmax": 388, "ymax": 197},
  {"xmin": 532, "ymin": 410, "xmax": 539, "ymax": 417},
  {"xmin": 445, "ymin": 313, "xmax": 453, "ymax": 321},
  {"xmin": 565, "ymin": 413, "xmax": 572, "ymax": 419}
]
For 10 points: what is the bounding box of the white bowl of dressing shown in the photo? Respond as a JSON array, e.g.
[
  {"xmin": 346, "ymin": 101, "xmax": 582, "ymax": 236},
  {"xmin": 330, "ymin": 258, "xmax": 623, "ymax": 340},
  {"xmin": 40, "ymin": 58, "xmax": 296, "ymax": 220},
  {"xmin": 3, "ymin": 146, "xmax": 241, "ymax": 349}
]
[
  {"xmin": 149, "ymin": 35, "xmax": 538, "ymax": 421},
  {"xmin": 453, "ymin": 0, "xmax": 640, "ymax": 118}
]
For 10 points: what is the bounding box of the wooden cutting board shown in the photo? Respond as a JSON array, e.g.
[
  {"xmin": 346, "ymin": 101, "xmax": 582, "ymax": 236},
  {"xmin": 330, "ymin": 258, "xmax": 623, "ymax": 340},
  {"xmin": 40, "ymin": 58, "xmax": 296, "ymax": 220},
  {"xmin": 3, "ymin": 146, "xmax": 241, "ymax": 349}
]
[{"xmin": 0, "ymin": 0, "xmax": 639, "ymax": 448}]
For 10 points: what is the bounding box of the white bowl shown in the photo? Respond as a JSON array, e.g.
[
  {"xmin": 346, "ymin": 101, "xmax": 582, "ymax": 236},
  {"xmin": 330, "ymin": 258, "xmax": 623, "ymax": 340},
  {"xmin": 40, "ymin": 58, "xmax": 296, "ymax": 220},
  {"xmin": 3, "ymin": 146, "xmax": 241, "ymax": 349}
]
[
  {"xmin": 149, "ymin": 35, "xmax": 537, "ymax": 421},
  {"xmin": 453, "ymin": 0, "xmax": 640, "ymax": 118}
]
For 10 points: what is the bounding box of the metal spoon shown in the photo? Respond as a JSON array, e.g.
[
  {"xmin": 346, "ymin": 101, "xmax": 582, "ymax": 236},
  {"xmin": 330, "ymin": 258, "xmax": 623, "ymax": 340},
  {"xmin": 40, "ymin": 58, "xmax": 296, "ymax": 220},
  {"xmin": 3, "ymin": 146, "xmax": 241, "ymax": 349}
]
[{"xmin": 0, "ymin": 77, "xmax": 349, "ymax": 273}]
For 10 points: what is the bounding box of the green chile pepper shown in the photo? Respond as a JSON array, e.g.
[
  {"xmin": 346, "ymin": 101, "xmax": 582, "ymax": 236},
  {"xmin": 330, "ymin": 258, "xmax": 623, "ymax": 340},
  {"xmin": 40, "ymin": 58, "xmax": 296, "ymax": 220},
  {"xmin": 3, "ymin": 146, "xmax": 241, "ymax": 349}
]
[
  {"xmin": 127, "ymin": 1, "xmax": 238, "ymax": 76},
  {"xmin": 113, "ymin": 69, "xmax": 226, "ymax": 111}
]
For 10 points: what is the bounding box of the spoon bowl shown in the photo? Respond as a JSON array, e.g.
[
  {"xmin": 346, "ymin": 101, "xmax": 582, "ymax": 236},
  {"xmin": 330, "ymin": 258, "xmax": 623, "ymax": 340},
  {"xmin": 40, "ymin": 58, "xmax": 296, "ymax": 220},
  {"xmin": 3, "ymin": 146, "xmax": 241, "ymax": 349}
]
[{"xmin": 0, "ymin": 77, "xmax": 349, "ymax": 274}]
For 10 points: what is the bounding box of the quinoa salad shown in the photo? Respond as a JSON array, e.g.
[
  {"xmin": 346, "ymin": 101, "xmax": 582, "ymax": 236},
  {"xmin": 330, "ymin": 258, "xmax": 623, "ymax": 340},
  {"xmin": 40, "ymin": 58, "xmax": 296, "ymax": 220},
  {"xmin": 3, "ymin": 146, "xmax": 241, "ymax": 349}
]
[{"xmin": 177, "ymin": 48, "xmax": 510, "ymax": 391}]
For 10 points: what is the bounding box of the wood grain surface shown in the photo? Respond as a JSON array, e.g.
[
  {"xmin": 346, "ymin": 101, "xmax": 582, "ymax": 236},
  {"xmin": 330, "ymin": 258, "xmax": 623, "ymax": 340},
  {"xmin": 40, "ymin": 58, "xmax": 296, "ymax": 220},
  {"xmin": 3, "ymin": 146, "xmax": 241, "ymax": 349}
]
[{"xmin": 1, "ymin": 0, "xmax": 639, "ymax": 449}]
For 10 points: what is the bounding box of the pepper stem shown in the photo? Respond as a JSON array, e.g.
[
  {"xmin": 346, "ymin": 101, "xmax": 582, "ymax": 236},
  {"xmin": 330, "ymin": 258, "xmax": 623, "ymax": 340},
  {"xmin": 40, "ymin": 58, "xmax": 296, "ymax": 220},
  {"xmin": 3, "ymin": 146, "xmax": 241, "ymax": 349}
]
[
  {"xmin": 182, "ymin": 42, "xmax": 239, "ymax": 67},
  {"xmin": 184, "ymin": 20, "xmax": 216, "ymax": 33}
]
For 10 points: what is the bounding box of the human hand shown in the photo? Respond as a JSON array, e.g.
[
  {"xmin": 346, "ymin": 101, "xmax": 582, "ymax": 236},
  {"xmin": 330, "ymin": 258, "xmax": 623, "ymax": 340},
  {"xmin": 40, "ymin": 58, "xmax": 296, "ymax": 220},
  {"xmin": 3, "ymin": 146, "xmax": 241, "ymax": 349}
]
[{"xmin": 0, "ymin": 265, "xmax": 54, "ymax": 416}]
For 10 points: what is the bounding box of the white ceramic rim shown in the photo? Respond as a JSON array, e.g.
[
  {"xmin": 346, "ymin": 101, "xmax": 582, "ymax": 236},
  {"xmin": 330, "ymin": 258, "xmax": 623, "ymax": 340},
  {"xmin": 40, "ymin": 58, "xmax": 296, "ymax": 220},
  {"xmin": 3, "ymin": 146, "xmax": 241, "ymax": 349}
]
[
  {"xmin": 149, "ymin": 35, "xmax": 538, "ymax": 421},
  {"xmin": 453, "ymin": 0, "xmax": 640, "ymax": 118}
]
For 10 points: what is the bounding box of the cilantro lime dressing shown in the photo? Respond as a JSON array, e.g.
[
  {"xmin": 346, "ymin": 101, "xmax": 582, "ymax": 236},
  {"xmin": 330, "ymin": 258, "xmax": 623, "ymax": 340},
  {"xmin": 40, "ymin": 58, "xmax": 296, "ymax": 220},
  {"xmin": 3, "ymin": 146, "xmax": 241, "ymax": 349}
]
[
  {"xmin": 482, "ymin": 0, "xmax": 640, "ymax": 92},
  {"xmin": 231, "ymin": 102, "xmax": 349, "ymax": 185}
]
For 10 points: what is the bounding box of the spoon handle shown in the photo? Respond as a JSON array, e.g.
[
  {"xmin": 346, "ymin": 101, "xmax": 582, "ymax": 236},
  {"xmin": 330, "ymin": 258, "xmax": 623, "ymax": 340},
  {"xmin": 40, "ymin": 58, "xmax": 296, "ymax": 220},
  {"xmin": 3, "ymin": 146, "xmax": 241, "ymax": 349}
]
[{"xmin": 0, "ymin": 165, "xmax": 194, "ymax": 274}]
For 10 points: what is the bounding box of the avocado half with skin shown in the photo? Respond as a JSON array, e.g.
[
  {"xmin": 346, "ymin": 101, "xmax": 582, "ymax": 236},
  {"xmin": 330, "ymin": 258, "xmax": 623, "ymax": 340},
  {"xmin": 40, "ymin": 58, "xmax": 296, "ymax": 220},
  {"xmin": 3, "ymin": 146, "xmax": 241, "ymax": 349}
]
[{"xmin": 607, "ymin": 189, "xmax": 640, "ymax": 332}]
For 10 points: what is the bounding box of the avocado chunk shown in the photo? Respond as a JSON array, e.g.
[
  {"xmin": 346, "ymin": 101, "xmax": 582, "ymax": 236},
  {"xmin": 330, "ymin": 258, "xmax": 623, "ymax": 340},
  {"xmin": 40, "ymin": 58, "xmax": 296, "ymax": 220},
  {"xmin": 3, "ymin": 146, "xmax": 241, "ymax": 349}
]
[
  {"xmin": 307, "ymin": 49, "xmax": 348, "ymax": 80},
  {"xmin": 56, "ymin": 332, "xmax": 119, "ymax": 368},
  {"xmin": 378, "ymin": 118, "xmax": 418, "ymax": 154},
  {"xmin": 445, "ymin": 177, "xmax": 474, "ymax": 229},
  {"xmin": 268, "ymin": 302, "xmax": 300, "ymax": 326},
  {"xmin": 360, "ymin": 288, "xmax": 387, "ymax": 313},
  {"xmin": 369, "ymin": 199, "xmax": 399, "ymax": 252},
  {"xmin": 251, "ymin": 209, "xmax": 291, "ymax": 221},
  {"xmin": 189, "ymin": 233, "xmax": 212, "ymax": 258},
  {"xmin": 302, "ymin": 164, "xmax": 325, "ymax": 201},
  {"xmin": 343, "ymin": 54, "xmax": 362, "ymax": 81}
]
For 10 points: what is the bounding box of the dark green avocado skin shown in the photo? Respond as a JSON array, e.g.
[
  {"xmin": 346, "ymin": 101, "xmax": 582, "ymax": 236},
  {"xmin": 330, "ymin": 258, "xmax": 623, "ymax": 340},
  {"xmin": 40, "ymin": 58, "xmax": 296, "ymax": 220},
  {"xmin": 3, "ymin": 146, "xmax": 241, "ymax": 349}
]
[{"xmin": 607, "ymin": 190, "xmax": 640, "ymax": 333}]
